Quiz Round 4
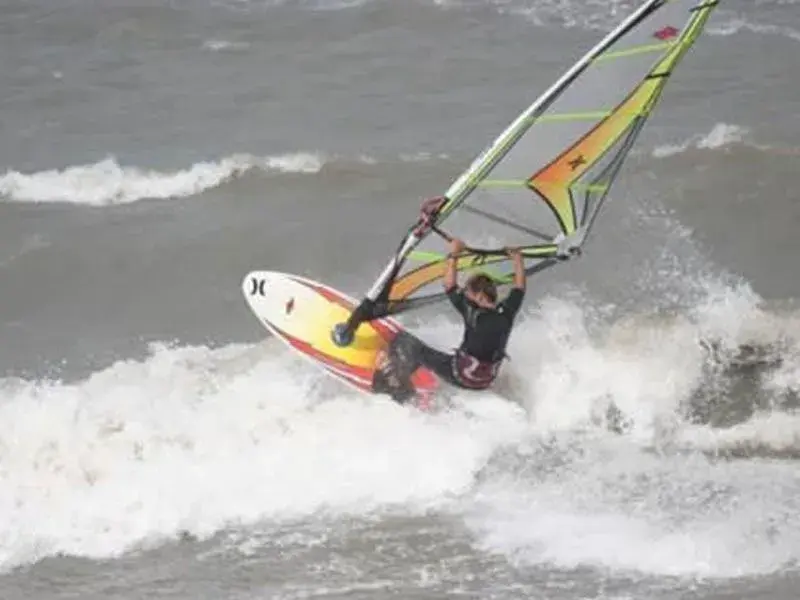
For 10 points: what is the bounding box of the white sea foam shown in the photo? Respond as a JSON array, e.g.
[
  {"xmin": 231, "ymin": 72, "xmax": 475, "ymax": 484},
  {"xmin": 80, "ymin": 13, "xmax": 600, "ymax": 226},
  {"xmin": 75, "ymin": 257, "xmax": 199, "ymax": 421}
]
[
  {"xmin": 0, "ymin": 341, "xmax": 525, "ymax": 571},
  {"xmin": 652, "ymin": 123, "xmax": 749, "ymax": 158},
  {"xmin": 202, "ymin": 39, "xmax": 251, "ymax": 52},
  {"xmin": 0, "ymin": 154, "xmax": 324, "ymax": 206},
  {"xmin": 1, "ymin": 279, "xmax": 799, "ymax": 577},
  {"xmin": 0, "ymin": 151, "xmax": 455, "ymax": 206},
  {"xmin": 459, "ymin": 284, "xmax": 800, "ymax": 578},
  {"xmin": 709, "ymin": 17, "xmax": 800, "ymax": 43},
  {"xmin": 465, "ymin": 445, "xmax": 800, "ymax": 578}
]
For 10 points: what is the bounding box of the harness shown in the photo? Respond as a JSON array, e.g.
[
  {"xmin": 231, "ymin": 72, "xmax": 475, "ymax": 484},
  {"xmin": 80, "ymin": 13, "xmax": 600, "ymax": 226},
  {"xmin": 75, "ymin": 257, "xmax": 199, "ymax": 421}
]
[
  {"xmin": 451, "ymin": 302, "xmax": 509, "ymax": 389},
  {"xmin": 451, "ymin": 350, "xmax": 502, "ymax": 389}
]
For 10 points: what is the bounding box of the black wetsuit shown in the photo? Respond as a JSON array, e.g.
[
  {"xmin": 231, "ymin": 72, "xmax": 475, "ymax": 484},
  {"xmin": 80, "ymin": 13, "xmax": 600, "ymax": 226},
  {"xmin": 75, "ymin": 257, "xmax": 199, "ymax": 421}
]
[{"xmin": 374, "ymin": 285, "xmax": 525, "ymax": 402}]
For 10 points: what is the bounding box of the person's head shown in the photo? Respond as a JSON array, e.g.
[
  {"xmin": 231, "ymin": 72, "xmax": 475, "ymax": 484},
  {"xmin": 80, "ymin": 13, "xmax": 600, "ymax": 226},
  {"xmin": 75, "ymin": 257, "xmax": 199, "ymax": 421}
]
[{"xmin": 465, "ymin": 273, "xmax": 497, "ymax": 308}]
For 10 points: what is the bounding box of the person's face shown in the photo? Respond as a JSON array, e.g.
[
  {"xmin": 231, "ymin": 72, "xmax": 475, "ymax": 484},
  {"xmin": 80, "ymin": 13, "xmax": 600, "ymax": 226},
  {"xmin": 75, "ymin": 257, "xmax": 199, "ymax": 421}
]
[{"xmin": 466, "ymin": 288, "xmax": 496, "ymax": 309}]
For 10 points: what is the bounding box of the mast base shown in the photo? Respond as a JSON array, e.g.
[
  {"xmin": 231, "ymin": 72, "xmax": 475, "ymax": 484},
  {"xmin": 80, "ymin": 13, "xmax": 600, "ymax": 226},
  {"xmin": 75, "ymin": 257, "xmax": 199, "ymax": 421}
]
[{"xmin": 331, "ymin": 323, "xmax": 354, "ymax": 347}]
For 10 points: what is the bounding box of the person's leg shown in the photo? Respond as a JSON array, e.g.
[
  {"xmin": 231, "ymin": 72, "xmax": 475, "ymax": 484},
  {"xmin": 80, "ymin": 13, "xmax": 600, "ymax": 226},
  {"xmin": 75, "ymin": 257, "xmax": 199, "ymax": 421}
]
[
  {"xmin": 412, "ymin": 342, "xmax": 462, "ymax": 387},
  {"xmin": 371, "ymin": 333, "xmax": 420, "ymax": 404},
  {"xmin": 372, "ymin": 367, "xmax": 416, "ymax": 403},
  {"xmin": 392, "ymin": 335, "xmax": 498, "ymax": 392}
]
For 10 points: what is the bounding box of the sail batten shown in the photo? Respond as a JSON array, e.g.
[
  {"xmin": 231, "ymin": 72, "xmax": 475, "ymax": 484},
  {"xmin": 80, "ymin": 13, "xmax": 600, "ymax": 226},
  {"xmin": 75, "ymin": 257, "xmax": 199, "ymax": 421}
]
[{"xmin": 597, "ymin": 41, "xmax": 676, "ymax": 61}]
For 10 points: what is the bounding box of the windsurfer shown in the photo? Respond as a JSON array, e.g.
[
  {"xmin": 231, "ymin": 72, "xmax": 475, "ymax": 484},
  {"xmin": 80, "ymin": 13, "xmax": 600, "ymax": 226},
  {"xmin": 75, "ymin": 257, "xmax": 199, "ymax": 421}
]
[{"xmin": 373, "ymin": 237, "xmax": 526, "ymax": 403}]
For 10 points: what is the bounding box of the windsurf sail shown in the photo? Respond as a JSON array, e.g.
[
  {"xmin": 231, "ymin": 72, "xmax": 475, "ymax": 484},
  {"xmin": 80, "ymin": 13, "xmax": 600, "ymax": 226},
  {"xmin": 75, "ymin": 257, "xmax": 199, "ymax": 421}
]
[{"xmin": 334, "ymin": 0, "xmax": 718, "ymax": 344}]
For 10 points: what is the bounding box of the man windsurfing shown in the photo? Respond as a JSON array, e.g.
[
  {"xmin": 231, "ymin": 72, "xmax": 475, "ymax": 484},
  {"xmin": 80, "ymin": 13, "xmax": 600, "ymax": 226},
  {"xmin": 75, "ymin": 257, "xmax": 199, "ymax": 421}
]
[{"xmin": 373, "ymin": 236, "xmax": 526, "ymax": 403}]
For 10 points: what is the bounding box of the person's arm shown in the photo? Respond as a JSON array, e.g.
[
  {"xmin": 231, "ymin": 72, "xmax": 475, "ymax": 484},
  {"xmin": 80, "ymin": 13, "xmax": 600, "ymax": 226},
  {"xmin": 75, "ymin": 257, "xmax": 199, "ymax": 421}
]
[
  {"xmin": 444, "ymin": 238, "xmax": 465, "ymax": 292},
  {"xmin": 508, "ymin": 247, "xmax": 525, "ymax": 291},
  {"xmin": 498, "ymin": 247, "xmax": 526, "ymax": 319},
  {"xmin": 444, "ymin": 238, "xmax": 469, "ymax": 316}
]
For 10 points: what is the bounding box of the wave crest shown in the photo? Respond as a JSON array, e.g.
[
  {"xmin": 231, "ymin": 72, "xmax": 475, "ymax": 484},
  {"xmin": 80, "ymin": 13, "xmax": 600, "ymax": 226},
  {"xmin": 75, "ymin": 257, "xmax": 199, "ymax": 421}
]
[{"xmin": 0, "ymin": 153, "xmax": 324, "ymax": 206}]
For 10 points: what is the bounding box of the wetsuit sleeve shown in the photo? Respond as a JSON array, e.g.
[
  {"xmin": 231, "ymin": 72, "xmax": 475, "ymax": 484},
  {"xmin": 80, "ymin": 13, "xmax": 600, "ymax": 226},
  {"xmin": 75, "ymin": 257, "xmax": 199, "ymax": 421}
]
[
  {"xmin": 445, "ymin": 285, "xmax": 468, "ymax": 318},
  {"xmin": 500, "ymin": 288, "xmax": 525, "ymax": 320}
]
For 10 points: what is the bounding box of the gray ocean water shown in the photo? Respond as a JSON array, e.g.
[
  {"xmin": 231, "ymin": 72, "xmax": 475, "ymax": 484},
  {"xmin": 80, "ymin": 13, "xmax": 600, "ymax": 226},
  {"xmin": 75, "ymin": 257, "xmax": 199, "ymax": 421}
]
[{"xmin": 2, "ymin": 0, "xmax": 800, "ymax": 598}]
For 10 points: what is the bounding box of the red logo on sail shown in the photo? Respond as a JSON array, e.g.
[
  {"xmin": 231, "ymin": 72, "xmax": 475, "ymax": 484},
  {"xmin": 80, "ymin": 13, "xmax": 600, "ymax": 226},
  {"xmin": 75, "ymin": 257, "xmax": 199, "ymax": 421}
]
[{"xmin": 654, "ymin": 26, "xmax": 679, "ymax": 40}]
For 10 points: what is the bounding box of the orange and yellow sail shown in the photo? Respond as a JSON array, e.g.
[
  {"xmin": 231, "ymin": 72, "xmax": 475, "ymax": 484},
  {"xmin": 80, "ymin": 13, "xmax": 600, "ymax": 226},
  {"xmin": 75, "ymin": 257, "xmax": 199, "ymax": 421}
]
[{"xmin": 378, "ymin": 0, "xmax": 718, "ymax": 310}]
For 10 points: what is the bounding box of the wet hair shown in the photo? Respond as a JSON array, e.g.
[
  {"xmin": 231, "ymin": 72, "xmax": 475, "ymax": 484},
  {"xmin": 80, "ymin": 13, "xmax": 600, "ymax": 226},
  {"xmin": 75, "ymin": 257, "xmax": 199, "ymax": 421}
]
[{"xmin": 466, "ymin": 273, "xmax": 497, "ymax": 303}]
